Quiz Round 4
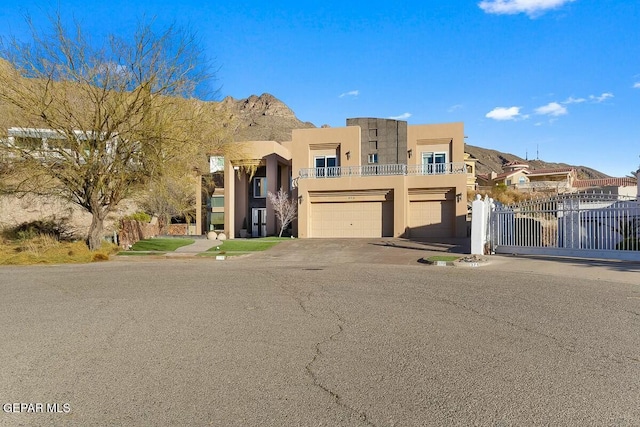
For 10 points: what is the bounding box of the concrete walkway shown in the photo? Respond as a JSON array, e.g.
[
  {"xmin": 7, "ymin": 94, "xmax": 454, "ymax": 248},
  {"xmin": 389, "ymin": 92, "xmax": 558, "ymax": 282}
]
[{"xmin": 170, "ymin": 238, "xmax": 222, "ymax": 254}]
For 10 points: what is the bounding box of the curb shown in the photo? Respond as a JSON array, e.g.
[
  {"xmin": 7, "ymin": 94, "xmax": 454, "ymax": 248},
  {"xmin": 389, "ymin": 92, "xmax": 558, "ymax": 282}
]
[{"xmin": 419, "ymin": 256, "xmax": 490, "ymax": 268}]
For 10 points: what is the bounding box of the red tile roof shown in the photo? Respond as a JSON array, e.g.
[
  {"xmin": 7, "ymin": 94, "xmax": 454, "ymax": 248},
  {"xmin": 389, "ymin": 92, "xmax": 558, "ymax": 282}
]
[
  {"xmin": 494, "ymin": 169, "xmax": 528, "ymax": 180},
  {"xmin": 574, "ymin": 178, "xmax": 637, "ymax": 188}
]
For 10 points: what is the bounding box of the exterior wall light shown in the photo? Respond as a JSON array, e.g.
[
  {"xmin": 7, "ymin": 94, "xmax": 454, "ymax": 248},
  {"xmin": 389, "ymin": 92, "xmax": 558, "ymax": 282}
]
[
  {"xmin": 345, "ymin": 151, "xmax": 351, "ymax": 160},
  {"xmin": 408, "ymin": 149, "xmax": 412, "ymax": 159}
]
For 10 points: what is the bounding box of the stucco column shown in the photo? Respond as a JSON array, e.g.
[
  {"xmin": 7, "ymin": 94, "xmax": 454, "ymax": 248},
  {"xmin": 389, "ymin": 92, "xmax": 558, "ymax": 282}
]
[
  {"xmin": 266, "ymin": 155, "xmax": 278, "ymax": 235},
  {"xmin": 297, "ymin": 181, "xmax": 309, "ymax": 238},
  {"xmin": 224, "ymin": 161, "xmax": 235, "ymax": 239},
  {"xmin": 394, "ymin": 180, "xmax": 407, "ymax": 238}
]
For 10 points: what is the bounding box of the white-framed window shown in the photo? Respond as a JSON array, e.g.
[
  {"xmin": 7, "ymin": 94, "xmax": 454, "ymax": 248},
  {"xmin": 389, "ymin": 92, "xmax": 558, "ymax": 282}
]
[
  {"xmin": 314, "ymin": 155, "xmax": 338, "ymax": 177},
  {"xmin": 253, "ymin": 177, "xmax": 267, "ymax": 198},
  {"xmin": 367, "ymin": 153, "xmax": 378, "ymax": 164},
  {"xmin": 421, "ymin": 152, "xmax": 447, "ymax": 174}
]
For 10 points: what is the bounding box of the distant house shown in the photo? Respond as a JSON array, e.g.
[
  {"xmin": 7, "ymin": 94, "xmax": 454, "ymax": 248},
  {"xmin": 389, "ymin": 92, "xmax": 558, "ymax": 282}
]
[
  {"xmin": 494, "ymin": 161, "xmax": 531, "ymax": 188},
  {"xmin": 476, "ymin": 161, "xmax": 638, "ymax": 197},
  {"xmin": 573, "ymin": 177, "xmax": 638, "ymax": 198},
  {"xmin": 523, "ymin": 167, "xmax": 577, "ymax": 193},
  {"xmin": 478, "ymin": 161, "xmax": 577, "ymax": 193},
  {"xmin": 464, "ymin": 152, "xmax": 478, "ymax": 191}
]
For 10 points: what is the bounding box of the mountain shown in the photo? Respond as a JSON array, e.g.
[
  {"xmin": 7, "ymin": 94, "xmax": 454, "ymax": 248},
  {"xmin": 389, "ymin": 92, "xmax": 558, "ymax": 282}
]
[{"xmin": 218, "ymin": 93, "xmax": 315, "ymax": 142}]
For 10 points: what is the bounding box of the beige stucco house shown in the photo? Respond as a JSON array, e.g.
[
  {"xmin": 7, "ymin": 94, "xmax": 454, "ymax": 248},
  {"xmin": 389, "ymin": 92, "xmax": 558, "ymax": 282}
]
[
  {"xmin": 478, "ymin": 161, "xmax": 578, "ymax": 193},
  {"xmin": 201, "ymin": 118, "xmax": 468, "ymax": 240},
  {"xmin": 464, "ymin": 152, "xmax": 478, "ymax": 190}
]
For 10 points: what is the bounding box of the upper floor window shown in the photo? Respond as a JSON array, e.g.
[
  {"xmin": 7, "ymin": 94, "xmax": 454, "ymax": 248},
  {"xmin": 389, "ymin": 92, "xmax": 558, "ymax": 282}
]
[
  {"xmin": 315, "ymin": 155, "xmax": 338, "ymax": 177},
  {"xmin": 422, "ymin": 152, "xmax": 447, "ymax": 174},
  {"xmin": 253, "ymin": 177, "xmax": 267, "ymax": 198},
  {"xmin": 367, "ymin": 153, "xmax": 378, "ymax": 164}
]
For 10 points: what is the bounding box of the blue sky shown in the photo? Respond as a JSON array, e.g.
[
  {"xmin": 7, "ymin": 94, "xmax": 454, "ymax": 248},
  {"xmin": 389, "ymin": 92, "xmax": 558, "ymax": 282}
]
[{"xmin": 1, "ymin": 0, "xmax": 639, "ymax": 177}]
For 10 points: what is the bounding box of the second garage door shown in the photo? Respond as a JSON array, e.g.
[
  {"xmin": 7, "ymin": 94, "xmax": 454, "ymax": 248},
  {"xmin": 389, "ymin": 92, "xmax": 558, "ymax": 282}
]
[
  {"xmin": 310, "ymin": 202, "xmax": 383, "ymax": 238},
  {"xmin": 408, "ymin": 200, "xmax": 455, "ymax": 238}
]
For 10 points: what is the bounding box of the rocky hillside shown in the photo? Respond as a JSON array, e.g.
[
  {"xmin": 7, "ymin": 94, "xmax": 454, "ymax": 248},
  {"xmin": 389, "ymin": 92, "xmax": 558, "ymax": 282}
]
[
  {"xmin": 219, "ymin": 93, "xmax": 315, "ymax": 142},
  {"xmin": 464, "ymin": 144, "xmax": 610, "ymax": 180}
]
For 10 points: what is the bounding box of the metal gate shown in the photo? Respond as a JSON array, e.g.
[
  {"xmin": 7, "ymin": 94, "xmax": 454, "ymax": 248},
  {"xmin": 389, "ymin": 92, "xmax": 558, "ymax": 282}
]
[{"xmin": 489, "ymin": 193, "xmax": 640, "ymax": 261}]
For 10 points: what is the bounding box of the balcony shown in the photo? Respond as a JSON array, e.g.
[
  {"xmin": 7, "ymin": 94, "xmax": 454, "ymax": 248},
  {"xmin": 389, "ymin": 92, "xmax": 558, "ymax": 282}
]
[{"xmin": 298, "ymin": 162, "xmax": 467, "ymax": 179}]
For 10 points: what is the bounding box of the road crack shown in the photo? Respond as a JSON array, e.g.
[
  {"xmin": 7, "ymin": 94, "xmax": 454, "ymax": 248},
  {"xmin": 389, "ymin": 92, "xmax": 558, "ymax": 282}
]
[
  {"xmin": 268, "ymin": 273, "xmax": 376, "ymax": 426},
  {"xmin": 304, "ymin": 308, "xmax": 377, "ymax": 427}
]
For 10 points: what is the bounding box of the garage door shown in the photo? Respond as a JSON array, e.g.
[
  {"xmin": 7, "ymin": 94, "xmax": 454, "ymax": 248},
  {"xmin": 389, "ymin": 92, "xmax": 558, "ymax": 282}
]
[
  {"xmin": 408, "ymin": 200, "xmax": 454, "ymax": 238},
  {"xmin": 310, "ymin": 202, "xmax": 382, "ymax": 238}
]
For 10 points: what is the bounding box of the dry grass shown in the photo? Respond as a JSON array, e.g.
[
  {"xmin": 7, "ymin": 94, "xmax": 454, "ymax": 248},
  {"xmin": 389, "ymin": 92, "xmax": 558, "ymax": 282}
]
[
  {"xmin": 0, "ymin": 234, "xmax": 119, "ymax": 265},
  {"xmin": 469, "ymin": 187, "xmax": 544, "ymax": 206}
]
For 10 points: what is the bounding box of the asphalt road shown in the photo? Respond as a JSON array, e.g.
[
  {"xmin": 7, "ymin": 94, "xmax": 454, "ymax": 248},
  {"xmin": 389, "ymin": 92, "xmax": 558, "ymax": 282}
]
[{"xmin": 1, "ymin": 241, "xmax": 639, "ymax": 426}]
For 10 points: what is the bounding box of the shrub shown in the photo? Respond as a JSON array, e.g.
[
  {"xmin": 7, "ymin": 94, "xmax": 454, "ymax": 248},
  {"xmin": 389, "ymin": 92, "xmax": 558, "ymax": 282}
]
[
  {"xmin": 2, "ymin": 219, "xmax": 73, "ymax": 241},
  {"xmin": 91, "ymin": 252, "xmax": 110, "ymax": 262},
  {"xmin": 471, "ymin": 187, "xmax": 538, "ymax": 206},
  {"xmin": 122, "ymin": 211, "xmax": 152, "ymax": 223}
]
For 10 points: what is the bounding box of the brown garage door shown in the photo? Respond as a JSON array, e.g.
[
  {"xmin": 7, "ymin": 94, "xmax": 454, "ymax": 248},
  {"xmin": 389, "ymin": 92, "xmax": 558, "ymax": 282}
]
[
  {"xmin": 408, "ymin": 200, "xmax": 455, "ymax": 238},
  {"xmin": 310, "ymin": 202, "xmax": 382, "ymax": 238}
]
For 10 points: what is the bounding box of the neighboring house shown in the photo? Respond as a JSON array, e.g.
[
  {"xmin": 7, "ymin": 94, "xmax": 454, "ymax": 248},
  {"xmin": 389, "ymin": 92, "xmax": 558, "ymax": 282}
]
[
  {"xmin": 202, "ymin": 118, "xmax": 468, "ymax": 240},
  {"xmin": 573, "ymin": 177, "xmax": 638, "ymax": 198},
  {"xmin": 464, "ymin": 152, "xmax": 478, "ymax": 190},
  {"xmin": 524, "ymin": 167, "xmax": 577, "ymax": 192},
  {"xmin": 479, "ymin": 162, "xmax": 578, "ymax": 193}
]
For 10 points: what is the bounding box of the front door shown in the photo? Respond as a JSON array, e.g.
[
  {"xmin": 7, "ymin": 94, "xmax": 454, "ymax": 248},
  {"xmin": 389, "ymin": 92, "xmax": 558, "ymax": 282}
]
[{"xmin": 252, "ymin": 208, "xmax": 267, "ymax": 237}]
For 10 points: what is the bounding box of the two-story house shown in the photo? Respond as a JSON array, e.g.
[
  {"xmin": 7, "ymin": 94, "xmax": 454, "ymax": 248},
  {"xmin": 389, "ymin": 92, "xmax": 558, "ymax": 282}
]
[{"xmin": 202, "ymin": 118, "xmax": 468, "ymax": 240}]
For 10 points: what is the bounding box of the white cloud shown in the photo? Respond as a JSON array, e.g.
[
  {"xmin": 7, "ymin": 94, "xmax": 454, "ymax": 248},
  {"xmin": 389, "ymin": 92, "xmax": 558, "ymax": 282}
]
[
  {"xmin": 535, "ymin": 102, "xmax": 567, "ymax": 116},
  {"xmin": 634, "ymin": 82, "xmax": 640, "ymax": 89},
  {"xmin": 478, "ymin": 0, "xmax": 576, "ymax": 17},
  {"xmin": 338, "ymin": 90, "xmax": 359, "ymax": 98},
  {"xmin": 447, "ymin": 104, "xmax": 463, "ymax": 113},
  {"xmin": 485, "ymin": 106, "xmax": 522, "ymax": 121},
  {"xmin": 388, "ymin": 112, "xmax": 412, "ymax": 120},
  {"xmin": 589, "ymin": 92, "xmax": 613, "ymax": 103},
  {"xmin": 563, "ymin": 96, "xmax": 586, "ymax": 104}
]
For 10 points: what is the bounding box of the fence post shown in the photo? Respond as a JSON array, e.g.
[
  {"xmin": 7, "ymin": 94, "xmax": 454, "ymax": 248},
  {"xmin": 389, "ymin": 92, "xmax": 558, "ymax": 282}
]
[{"xmin": 471, "ymin": 195, "xmax": 487, "ymax": 255}]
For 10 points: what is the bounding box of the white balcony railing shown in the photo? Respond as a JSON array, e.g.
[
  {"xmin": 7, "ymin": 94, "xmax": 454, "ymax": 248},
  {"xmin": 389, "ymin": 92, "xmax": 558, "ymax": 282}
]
[{"xmin": 298, "ymin": 162, "xmax": 466, "ymax": 179}]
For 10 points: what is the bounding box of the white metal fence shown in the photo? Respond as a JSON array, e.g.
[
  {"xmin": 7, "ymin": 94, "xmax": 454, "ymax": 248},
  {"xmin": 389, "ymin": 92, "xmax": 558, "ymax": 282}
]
[{"xmin": 472, "ymin": 193, "xmax": 640, "ymax": 261}]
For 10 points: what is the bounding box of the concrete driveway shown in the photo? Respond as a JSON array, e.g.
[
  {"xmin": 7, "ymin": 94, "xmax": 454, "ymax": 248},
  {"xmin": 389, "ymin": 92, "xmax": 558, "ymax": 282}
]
[{"xmin": 1, "ymin": 239, "xmax": 639, "ymax": 426}]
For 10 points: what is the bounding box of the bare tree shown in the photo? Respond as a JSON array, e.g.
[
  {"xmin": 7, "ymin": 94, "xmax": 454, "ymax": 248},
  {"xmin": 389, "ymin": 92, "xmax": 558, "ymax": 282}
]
[
  {"xmin": 0, "ymin": 14, "xmax": 231, "ymax": 249},
  {"xmin": 267, "ymin": 187, "xmax": 297, "ymax": 237}
]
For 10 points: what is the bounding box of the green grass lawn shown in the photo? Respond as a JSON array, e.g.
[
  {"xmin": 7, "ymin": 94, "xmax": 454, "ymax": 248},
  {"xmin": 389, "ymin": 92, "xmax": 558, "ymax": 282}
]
[
  {"xmin": 204, "ymin": 238, "xmax": 282, "ymax": 256},
  {"xmin": 128, "ymin": 238, "xmax": 195, "ymax": 252},
  {"xmin": 425, "ymin": 255, "xmax": 460, "ymax": 262}
]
